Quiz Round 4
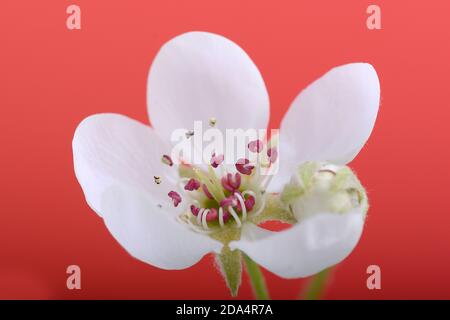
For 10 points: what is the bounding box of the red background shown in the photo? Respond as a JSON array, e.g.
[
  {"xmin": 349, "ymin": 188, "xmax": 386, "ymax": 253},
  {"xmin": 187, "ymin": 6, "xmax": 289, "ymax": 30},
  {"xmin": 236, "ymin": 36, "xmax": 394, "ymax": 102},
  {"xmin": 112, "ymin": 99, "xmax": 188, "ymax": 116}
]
[{"xmin": 2, "ymin": 0, "xmax": 450, "ymax": 299}]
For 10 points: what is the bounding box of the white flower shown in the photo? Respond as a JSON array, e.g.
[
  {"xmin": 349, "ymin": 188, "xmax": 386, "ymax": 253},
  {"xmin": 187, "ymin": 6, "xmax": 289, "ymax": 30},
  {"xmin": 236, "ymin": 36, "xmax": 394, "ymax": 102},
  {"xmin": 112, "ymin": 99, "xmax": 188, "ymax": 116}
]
[{"xmin": 73, "ymin": 32, "xmax": 380, "ymax": 285}]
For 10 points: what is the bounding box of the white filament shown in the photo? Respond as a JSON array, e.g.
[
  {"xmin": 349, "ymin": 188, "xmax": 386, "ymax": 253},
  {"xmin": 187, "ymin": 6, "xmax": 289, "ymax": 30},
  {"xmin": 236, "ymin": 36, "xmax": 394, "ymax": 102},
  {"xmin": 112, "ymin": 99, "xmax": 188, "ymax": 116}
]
[
  {"xmin": 242, "ymin": 190, "xmax": 256, "ymax": 198},
  {"xmin": 242, "ymin": 190, "xmax": 264, "ymax": 217},
  {"xmin": 196, "ymin": 208, "xmax": 204, "ymax": 225},
  {"xmin": 253, "ymin": 195, "xmax": 266, "ymax": 216},
  {"xmin": 176, "ymin": 214, "xmax": 212, "ymax": 234},
  {"xmin": 234, "ymin": 192, "xmax": 247, "ymax": 222},
  {"xmin": 227, "ymin": 206, "xmax": 242, "ymax": 227},
  {"xmin": 219, "ymin": 207, "xmax": 225, "ymax": 227},
  {"xmin": 201, "ymin": 209, "xmax": 210, "ymax": 230}
]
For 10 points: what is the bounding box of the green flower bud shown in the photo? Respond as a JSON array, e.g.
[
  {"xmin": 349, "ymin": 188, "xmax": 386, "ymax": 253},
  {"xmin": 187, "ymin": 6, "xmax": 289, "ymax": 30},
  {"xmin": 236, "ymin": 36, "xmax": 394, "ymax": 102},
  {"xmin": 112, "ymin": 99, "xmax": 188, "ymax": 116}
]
[{"xmin": 281, "ymin": 162, "xmax": 368, "ymax": 222}]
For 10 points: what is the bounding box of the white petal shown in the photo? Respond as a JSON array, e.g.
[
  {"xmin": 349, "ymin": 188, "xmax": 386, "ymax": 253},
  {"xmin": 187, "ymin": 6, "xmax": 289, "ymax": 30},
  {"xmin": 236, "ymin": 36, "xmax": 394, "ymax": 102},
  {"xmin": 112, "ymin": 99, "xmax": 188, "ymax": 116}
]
[
  {"xmin": 73, "ymin": 113, "xmax": 176, "ymax": 215},
  {"xmin": 270, "ymin": 63, "xmax": 380, "ymax": 191},
  {"xmin": 230, "ymin": 211, "xmax": 364, "ymax": 279},
  {"xmin": 101, "ymin": 185, "xmax": 222, "ymax": 270},
  {"xmin": 147, "ymin": 32, "xmax": 270, "ymax": 140}
]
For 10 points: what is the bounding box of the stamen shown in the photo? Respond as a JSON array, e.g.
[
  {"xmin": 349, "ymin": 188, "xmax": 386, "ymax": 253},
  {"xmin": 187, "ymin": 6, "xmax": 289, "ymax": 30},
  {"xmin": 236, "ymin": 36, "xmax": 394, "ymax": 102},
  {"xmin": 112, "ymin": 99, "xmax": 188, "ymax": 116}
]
[
  {"xmin": 161, "ymin": 155, "xmax": 174, "ymax": 166},
  {"xmin": 210, "ymin": 153, "xmax": 224, "ymax": 168},
  {"xmin": 242, "ymin": 190, "xmax": 256, "ymax": 198},
  {"xmin": 267, "ymin": 148, "xmax": 278, "ymax": 163},
  {"xmin": 197, "ymin": 208, "xmax": 205, "ymax": 224},
  {"xmin": 185, "ymin": 130, "xmax": 194, "ymax": 139},
  {"xmin": 218, "ymin": 207, "xmax": 225, "ymax": 227},
  {"xmin": 221, "ymin": 173, "xmax": 241, "ymax": 192},
  {"xmin": 177, "ymin": 214, "xmax": 212, "ymax": 235},
  {"xmin": 227, "ymin": 206, "xmax": 242, "ymax": 227},
  {"xmin": 168, "ymin": 191, "xmax": 182, "ymax": 207},
  {"xmin": 209, "ymin": 117, "xmax": 217, "ymax": 127},
  {"xmin": 221, "ymin": 176, "xmax": 233, "ymax": 192},
  {"xmin": 176, "ymin": 153, "xmax": 268, "ymax": 232},
  {"xmin": 206, "ymin": 208, "xmax": 219, "ymax": 221},
  {"xmin": 235, "ymin": 158, "xmax": 254, "ymax": 175},
  {"xmin": 202, "ymin": 184, "xmax": 214, "ymax": 199},
  {"xmin": 220, "ymin": 195, "xmax": 238, "ymax": 208},
  {"xmin": 245, "ymin": 195, "xmax": 255, "ymax": 212},
  {"xmin": 248, "ymin": 140, "xmax": 263, "ymax": 153},
  {"xmin": 201, "ymin": 209, "xmax": 210, "ymax": 230},
  {"xmin": 217, "ymin": 207, "xmax": 230, "ymax": 227},
  {"xmin": 229, "ymin": 173, "xmax": 241, "ymax": 189},
  {"xmin": 190, "ymin": 204, "xmax": 200, "ymax": 216},
  {"xmin": 234, "ymin": 192, "xmax": 247, "ymax": 221},
  {"xmin": 243, "ymin": 190, "xmax": 265, "ymax": 216},
  {"xmin": 184, "ymin": 178, "xmax": 200, "ymax": 191}
]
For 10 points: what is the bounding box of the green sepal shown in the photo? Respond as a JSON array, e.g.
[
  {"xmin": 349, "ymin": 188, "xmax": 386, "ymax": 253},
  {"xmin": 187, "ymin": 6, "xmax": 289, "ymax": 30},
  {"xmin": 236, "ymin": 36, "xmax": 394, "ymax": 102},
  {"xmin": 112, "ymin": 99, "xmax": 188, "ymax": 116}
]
[
  {"xmin": 280, "ymin": 162, "xmax": 320, "ymax": 205},
  {"xmin": 251, "ymin": 193, "xmax": 297, "ymax": 225},
  {"xmin": 280, "ymin": 183, "xmax": 303, "ymax": 204},
  {"xmin": 332, "ymin": 166, "xmax": 369, "ymax": 216},
  {"xmin": 216, "ymin": 246, "xmax": 242, "ymax": 297}
]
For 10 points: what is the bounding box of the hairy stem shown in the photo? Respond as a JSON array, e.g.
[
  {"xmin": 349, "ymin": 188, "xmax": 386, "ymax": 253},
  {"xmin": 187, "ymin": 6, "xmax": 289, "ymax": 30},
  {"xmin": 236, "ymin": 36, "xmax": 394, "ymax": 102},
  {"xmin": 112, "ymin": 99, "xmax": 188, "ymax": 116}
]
[
  {"xmin": 302, "ymin": 268, "xmax": 332, "ymax": 300},
  {"xmin": 243, "ymin": 254, "xmax": 270, "ymax": 300}
]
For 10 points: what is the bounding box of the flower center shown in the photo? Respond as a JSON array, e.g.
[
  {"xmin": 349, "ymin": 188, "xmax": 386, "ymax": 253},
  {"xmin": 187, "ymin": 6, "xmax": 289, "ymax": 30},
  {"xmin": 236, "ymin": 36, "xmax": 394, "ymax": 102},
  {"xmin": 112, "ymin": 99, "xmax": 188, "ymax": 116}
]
[
  {"xmin": 176, "ymin": 163, "xmax": 265, "ymax": 234},
  {"xmin": 163, "ymin": 138, "xmax": 277, "ymax": 234}
]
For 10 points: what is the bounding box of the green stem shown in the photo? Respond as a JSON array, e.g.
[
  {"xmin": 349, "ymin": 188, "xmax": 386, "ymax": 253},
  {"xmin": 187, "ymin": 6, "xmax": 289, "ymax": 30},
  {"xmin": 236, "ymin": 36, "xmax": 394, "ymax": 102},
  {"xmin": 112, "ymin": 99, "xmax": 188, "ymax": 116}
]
[
  {"xmin": 243, "ymin": 254, "xmax": 270, "ymax": 300},
  {"xmin": 302, "ymin": 268, "xmax": 331, "ymax": 300}
]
